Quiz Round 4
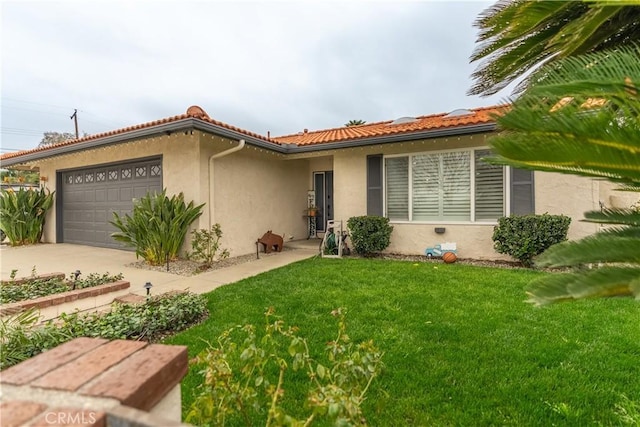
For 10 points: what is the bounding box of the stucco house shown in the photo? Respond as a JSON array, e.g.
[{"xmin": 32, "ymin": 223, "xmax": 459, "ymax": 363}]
[{"xmin": 0, "ymin": 104, "xmax": 623, "ymax": 260}]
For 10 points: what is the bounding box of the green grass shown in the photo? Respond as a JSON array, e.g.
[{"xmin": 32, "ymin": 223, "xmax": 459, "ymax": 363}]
[{"xmin": 165, "ymin": 258, "xmax": 640, "ymax": 426}]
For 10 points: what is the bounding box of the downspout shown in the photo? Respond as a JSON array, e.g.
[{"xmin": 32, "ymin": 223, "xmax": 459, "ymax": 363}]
[{"xmin": 208, "ymin": 139, "xmax": 246, "ymax": 228}]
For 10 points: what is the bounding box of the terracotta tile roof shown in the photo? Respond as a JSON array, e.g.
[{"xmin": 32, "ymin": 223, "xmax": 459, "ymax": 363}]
[
  {"xmin": 273, "ymin": 105, "xmax": 508, "ymax": 146},
  {"xmin": 1, "ymin": 104, "xmax": 508, "ymax": 164},
  {"xmin": 0, "ymin": 105, "xmax": 279, "ymax": 162}
]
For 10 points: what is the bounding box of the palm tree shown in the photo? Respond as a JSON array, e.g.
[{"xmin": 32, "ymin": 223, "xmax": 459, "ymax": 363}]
[
  {"xmin": 468, "ymin": 1, "xmax": 640, "ymax": 97},
  {"xmin": 486, "ymin": 44, "xmax": 640, "ymax": 305},
  {"xmin": 345, "ymin": 120, "xmax": 366, "ymax": 127}
]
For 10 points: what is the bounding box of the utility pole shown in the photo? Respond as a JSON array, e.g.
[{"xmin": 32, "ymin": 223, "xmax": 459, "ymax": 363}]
[{"xmin": 70, "ymin": 109, "xmax": 79, "ymax": 139}]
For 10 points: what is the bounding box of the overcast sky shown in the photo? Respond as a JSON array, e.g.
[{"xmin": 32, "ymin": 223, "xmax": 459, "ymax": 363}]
[{"xmin": 1, "ymin": 0, "xmax": 507, "ymax": 153}]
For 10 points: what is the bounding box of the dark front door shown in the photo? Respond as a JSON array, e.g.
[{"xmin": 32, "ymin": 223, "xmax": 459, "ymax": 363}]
[{"xmin": 314, "ymin": 171, "xmax": 333, "ymax": 232}]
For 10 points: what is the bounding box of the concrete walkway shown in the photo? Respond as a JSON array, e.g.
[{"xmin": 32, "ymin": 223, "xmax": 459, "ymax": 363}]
[{"xmin": 0, "ymin": 240, "xmax": 320, "ymax": 297}]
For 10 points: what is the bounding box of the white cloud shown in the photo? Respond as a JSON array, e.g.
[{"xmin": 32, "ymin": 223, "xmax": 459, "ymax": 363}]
[{"xmin": 1, "ymin": 0, "xmax": 505, "ymax": 152}]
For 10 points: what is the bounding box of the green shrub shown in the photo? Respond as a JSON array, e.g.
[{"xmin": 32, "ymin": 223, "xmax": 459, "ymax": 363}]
[
  {"xmin": 0, "ymin": 187, "xmax": 54, "ymax": 245},
  {"xmin": 50, "ymin": 291, "xmax": 208, "ymax": 341},
  {"xmin": 0, "ymin": 292, "xmax": 208, "ymax": 369},
  {"xmin": 111, "ymin": 190, "xmax": 204, "ymax": 265},
  {"xmin": 0, "ymin": 272, "xmax": 123, "ymax": 304},
  {"xmin": 72, "ymin": 272, "xmax": 124, "ymax": 290},
  {"xmin": 189, "ymin": 224, "xmax": 230, "ymax": 266},
  {"xmin": 347, "ymin": 215, "xmax": 394, "ymax": 256},
  {"xmin": 186, "ymin": 307, "xmax": 383, "ymax": 427},
  {"xmin": 0, "ymin": 308, "xmax": 70, "ymax": 370},
  {"xmin": 492, "ymin": 214, "xmax": 571, "ymax": 267}
]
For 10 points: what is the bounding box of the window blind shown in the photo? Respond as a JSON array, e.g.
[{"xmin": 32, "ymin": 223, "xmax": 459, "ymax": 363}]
[
  {"xmin": 475, "ymin": 150, "xmax": 504, "ymax": 221},
  {"xmin": 385, "ymin": 157, "xmax": 409, "ymax": 220}
]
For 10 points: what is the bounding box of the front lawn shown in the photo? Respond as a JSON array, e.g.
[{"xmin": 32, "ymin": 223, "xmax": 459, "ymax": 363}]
[{"xmin": 165, "ymin": 258, "xmax": 640, "ymax": 426}]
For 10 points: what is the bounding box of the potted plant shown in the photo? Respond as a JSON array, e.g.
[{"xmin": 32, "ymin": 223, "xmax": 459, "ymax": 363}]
[{"xmin": 308, "ymin": 205, "xmax": 318, "ymax": 217}]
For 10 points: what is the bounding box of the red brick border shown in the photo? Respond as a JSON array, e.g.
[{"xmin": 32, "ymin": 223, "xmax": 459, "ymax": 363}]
[
  {"xmin": 1, "ymin": 338, "xmax": 188, "ymax": 427},
  {"xmin": 0, "ymin": 281, "xmax": 130, "ymax": 316},
  {"xmin": 0, "ymin": 272, "xmax": 66, "ymax": 286}
]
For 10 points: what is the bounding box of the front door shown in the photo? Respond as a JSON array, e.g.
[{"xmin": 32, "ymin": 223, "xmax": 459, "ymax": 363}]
[{"xmin": 314, "ymin": 171, "xmax": 333, "ymax": 232}]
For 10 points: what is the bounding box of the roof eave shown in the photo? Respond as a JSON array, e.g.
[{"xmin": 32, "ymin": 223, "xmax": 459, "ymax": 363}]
[
  {"xmin": 284, "ymin": 122, "xmax": 497, "ymax": 153},
  {"xmin": 0, "ymin": 118, "xmax": 284, "ymax": 167},
  {"xmin": 1, "ymin": 121, "xmax": 497, "ymax": 167},
  {"xmin": 193, "ymin": 121, "xmax": 286, "ymax": 153}
]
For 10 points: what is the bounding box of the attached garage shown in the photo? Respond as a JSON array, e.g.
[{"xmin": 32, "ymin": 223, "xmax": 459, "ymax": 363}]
[{"xmin": 58, "ymin": 157, "xmax": 163, "ymax": 248}]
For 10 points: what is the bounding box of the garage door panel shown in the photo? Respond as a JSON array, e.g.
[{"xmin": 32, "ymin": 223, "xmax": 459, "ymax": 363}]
[
  {"xmin": 80, "ymin": 210, "xmax": 94, "ymax": 222},
  {"xmin": 61, "ymin": 158, "xmax": 162, "ymax": 248},
  {"xmin": 83, "ymin": 190, "xmax": 95, "ymax": 202},
  {"xmin": 133, "ymin": 185, "xmax": 151, "ymax": 199},
  {"xmin": 107, "ymin": 188, "xmax": 119, "ymax": 202},
  {"xmin": 120, "ymin": 187, "xmax": 132, "ymax": 201},
  {"xmin": 95, "ymin": 210, "xmax": 107, "ymax": 222}
]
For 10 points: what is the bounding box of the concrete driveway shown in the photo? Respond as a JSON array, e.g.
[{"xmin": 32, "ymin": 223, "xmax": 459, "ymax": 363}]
[{"xmin": 0, "ymin": 242, "xmax": 318, "ymax": 297}]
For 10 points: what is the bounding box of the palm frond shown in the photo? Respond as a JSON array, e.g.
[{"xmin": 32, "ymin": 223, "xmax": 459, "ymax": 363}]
[
  {"xmin": 583, "ymin": 208, "xmax": 640, "ymax": 226},
  {"xmin": 487, "ymin": 43, "xmax": 640, "ymax": 304},
  {"xmin": 489, "ymin": 44, "xmax": 640, "ymax": 185},
  {"xmin": 534, "ymin": 234, "xmax": 640, "ymax": 267},
  {"xmin": 526, "ymin": 266, "xmax": 640, "ymax": 305},
  {"xmin": 469, "ymin": 1, "xmax": 640, "ymax": 96}
]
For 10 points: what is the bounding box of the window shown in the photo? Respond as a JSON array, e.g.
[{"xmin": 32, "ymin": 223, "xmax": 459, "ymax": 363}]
[
  {"xmin": 384, "ymin": 148, "xmax": 509, "ymax": 222},
  {"xmin": 385, "ymin": 157, "xmax": 409, "ymax": 220},
  {"xmin": 412, "ymin": 152, "xmax": 471, "ymax": 221},
  {"xmin": 475, "ymin": 150, "xmax": 505, "ymax": 221}
]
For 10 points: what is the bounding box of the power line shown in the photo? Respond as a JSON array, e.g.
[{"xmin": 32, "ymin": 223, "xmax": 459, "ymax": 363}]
[
  {"xmin": 1, "ymin": 127, "xmax": 47, "ymax": 134},
  {"xmin": 1, "ymin": 97, "xmax": 73, "ymax": 110}
]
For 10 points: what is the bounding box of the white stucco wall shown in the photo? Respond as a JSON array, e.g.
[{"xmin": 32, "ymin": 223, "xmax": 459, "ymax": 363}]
[
  {"xmin": 22, "ymin": 129, "xmax": 618, "ymax": 261},
  {"xmin": 321, "ymin": 133, "xmax": 605, "ymax": 260},
  {"xmin": 202, "ymin": 138, "xmax": 309, "ymax": 256},
  {"xmin": 34, "ymin": 133, "xmax": 201, "ymax": 245},
  {"xmin": 534, "ymin": 172, "xmax": 600, "ymax": 241},
  {"xmin": 30, "ymin": 132, "xmax": 309, "ymax": 258},
  {"xmin": 600, "ymin": 180, "xmax": 639, "ymax": 210}
]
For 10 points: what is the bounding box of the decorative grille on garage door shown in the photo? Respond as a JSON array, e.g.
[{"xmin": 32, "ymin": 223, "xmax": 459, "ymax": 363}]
[{"xmin": 60, "ymin": 158, "xmax": 162, "ymax": 248}]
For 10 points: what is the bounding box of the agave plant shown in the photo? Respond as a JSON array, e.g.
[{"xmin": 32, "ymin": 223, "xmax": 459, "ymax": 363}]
[
  {"xmin": 111, "ymin": 190, "xmax": 204, "ymax": 265},
  {"xmin": 487, "ymin": 44, "xmax": 640, "ymax": 304},
  {"xmin": 0, "ymin": 187, "xmax": 55, "ymax": 246}
]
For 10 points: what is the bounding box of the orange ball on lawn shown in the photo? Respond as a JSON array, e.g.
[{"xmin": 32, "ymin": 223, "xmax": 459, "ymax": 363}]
[{"xmin": 442, "ymin": 252, "xmax": 457, "ymax": 264}]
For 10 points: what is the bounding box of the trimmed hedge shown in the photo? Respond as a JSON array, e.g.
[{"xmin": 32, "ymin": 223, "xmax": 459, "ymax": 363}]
[
  {"xmin": 347, "ymin": 216, "xmax": 393, "ymax": 256},
  {"xmin": 492, "ymin": 214, "xmax": 571, "ymax": 267}
]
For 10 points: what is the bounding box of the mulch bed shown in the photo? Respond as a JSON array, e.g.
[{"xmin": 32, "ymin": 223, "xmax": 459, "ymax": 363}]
[{"xmin": 128, "ymin": 248, "xmax": 526, "ymax": 277}]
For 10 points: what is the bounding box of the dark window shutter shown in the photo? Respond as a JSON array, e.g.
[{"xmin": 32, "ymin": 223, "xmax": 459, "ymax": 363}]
[
  {"xmin": 367, "ymin": 154, "xmax": 383, "ymax": 216},
  {"xmin": 510, "ymin": 168, "xmax": 535, "ymax": 215}
]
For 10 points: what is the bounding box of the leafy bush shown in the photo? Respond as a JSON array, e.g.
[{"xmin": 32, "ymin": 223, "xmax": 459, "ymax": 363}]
[
  {"xmin": 0, "ymin": 292, "xmax": 208, "ymax": 369},
  {"xmin": 111, "ymin": 190, "xmax": 204, "ymax": 265},
  {"xmin": 49, "ymin": 292, "xmax": 208, "ymax": 341},
  {"xmin": 0, "ymin": 272, "xmax": 123, "ymax": 304},
  {"xmin": 72, "ymin": 272, "xmax": 124, "ymax": 290},
  {"xmin": 186, "ymin": 307, "xmax": 383, "ymax": 427},
  {"xmin": 189, "ymin": 224, "xmax": 230, "ymax": 266},
  {"xmin": 0, "ymin": 187, "xmax": 55, "ymax": 245},
  {"xmin": 1, "ymin": 170, "xmax": 40, "ymax": 185},
  {"xmin": 492, "ymin": 214, "xmax": 571, "ymax": 267},
  {"xmin": 0, "ymin": 308, "xmax": 71, "ymax": 370},
  {"xmin": 347, "ymin": 215, "xmax": 394, "ymax": 256}
]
